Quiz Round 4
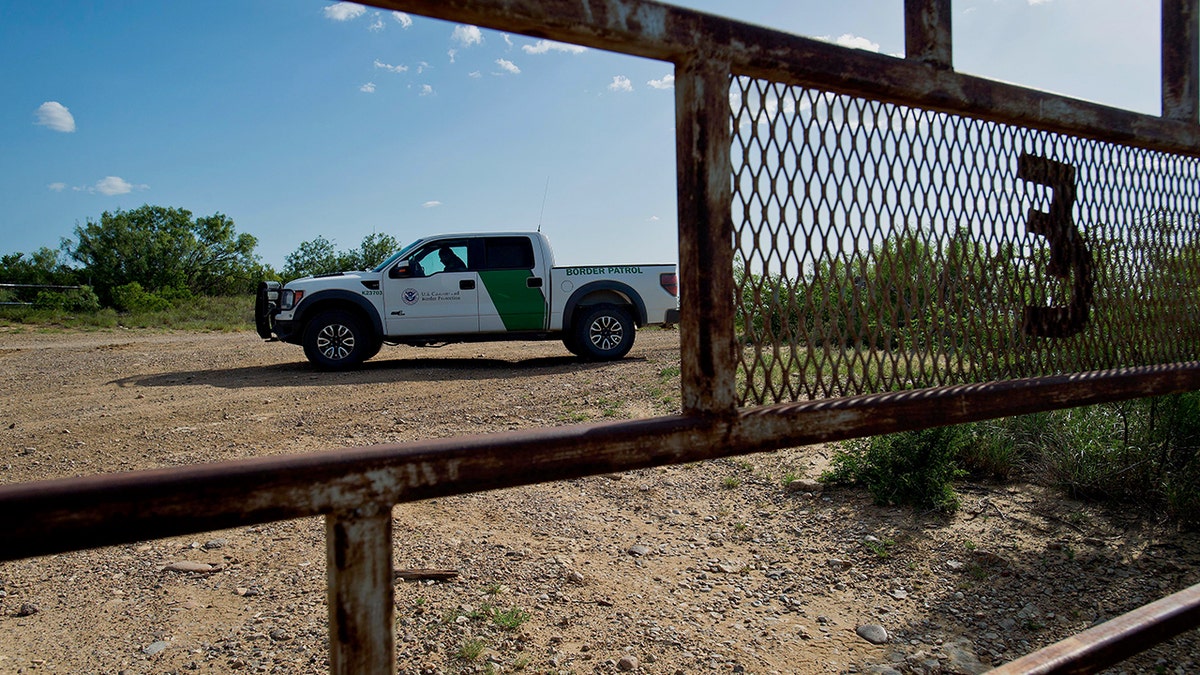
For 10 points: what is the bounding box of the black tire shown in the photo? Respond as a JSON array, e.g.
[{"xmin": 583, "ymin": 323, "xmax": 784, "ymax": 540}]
[
  {"xmin": 303, "ymin": 310, "xmax": 371, "ymax": 370},
  {"xmin": 562, "ymin": 332, "xmax": 586, "ymax": 357},
  {"xmin": 572, "ymin": 304, "xmax": 635, "ymax": 360}
]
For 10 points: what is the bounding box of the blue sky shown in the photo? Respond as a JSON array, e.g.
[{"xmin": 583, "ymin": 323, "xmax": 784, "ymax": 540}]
[{"xmin": 1, "ymin": 0, "xmax": 1160, "ymax": 270}]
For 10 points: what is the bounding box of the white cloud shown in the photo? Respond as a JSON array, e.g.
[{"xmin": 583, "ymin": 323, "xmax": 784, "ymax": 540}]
[
  {"xmin": 608, "ymin": 75, "xmax": 633, "ymax": 92},
  {"xmin": 324, "ymin": 3, "xmax": 366, "ymax": 21},
  {"xmin": 374, "ymin": 59, "xmax": 408, "ymax": 73},
  {"xmin": 368, "ymin": 14, "xmax": 384, "ymax": 32},
  {"xmin": 47, "ymin": 182, "xmax": 66, "ymax": 192},
  {"xmin": 647, "ymin": 74, "xmax": 675, "ymax": 90},
  {"xmin": 818, "ymin": 33, "xmax": 881, "ymax": 53},
  {"xmin": 360, "ymin": 82, "xmax": 376, "ymax": 93},
  {"xmin": 648, "ymin": 215, "xmax": 661, "ymax": 222},
  {"xmin": 92, "ymin": 176, "xmax": 147, "ymax": 196},
  {"xmin": 448, "ymin": 49, "xmax": 457, "ymax": 64},
  {"xmin": 422, "ymin": 200, "xmax": 442, "ymax": 208},
  {"xmin": 34, "ymin": 101, "xmax": 76, "ymax": 132},
  {"xmin": 420, "ymin": 84, "xmax": 434, "ymax": 96},
  {"xmin": 503, "ymin": 34, "xmax": 513, "ymax": 48},
  {"xmin": 452, "ymin": 25, "xmax": 483, "ymax": 47},
  {"xmin": 1028, "ymin": 0, "xmax": 1053, "ymax": 4},
  {"xmin": 416, "ymin": 61, "xmax": 430, "ymax": 74},
  {"xmin": 392, "ymin": 11, "xmax": 413, "ymax": 28},
  {"xmin": 495, "ymin": 58, "xmax": 520, "ymax": 75},
  {"xmin": 468, "ymin": 71, "xmax": 482, "ymax": 79},
  {"xmin": 522, "ymin": 40, "xmax": 587, "ymax": 55}
]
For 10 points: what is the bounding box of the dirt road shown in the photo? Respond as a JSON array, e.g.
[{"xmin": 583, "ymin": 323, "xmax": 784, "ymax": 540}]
[{"xmin": 0, "ymin": 328, "xmax": 1197, "ymax": 674}]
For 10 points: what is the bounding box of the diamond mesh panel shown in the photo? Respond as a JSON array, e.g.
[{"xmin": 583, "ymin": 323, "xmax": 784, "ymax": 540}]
[{"xmin": 732, "ymin": 77, "xmax": 1200, "ymax": 406}]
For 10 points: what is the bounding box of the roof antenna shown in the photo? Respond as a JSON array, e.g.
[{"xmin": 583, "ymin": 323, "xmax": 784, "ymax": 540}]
[{"xmin": 537, "ymin": 177, "xmax": 550, "ymax": 233}]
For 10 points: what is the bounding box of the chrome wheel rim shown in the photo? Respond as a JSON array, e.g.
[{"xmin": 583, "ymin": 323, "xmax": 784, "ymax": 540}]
[
  {"xmin": 317, "ymin": 323, "xmax": 356, "ymax": 361},
  {"xmin": 588, "ymin": 315, "xmax": 624, "ymax": 351}
]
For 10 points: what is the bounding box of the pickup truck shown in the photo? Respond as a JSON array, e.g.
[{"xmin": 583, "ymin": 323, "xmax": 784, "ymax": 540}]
[{"xmin": 255, "ymin": 232, "xmax": 680, "ymax": 369}]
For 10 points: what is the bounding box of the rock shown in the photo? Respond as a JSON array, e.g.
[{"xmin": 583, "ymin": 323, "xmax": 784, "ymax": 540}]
[
  {"xmin": 786, "ymin": 479, "xmax": 823, "ymax": 493},
  {"xmin": 889, "ymin": 589, "xmax": 908, "ymax": 599},
  {"xmin": 943, "ymin": 638, "xmax": 989, "ymax": 674},
  {"xmin": 203, "ymin": 538, "xmax": 228, "ymax": 550},
  {"xmin": 143, "ymin": 640, "xmax": 169, "ymax": 655},
  {"xmin": 856, "ymin": 624, "xmax": 889, "ymax": 645},
  {"xmin": 971, "ymin": 550, "xmax": 1011, "ymax": 568},
  {"xmin": 627, "ymin": 544, "xmax": 651, "ymax": 557},
  {"xmin": 618, "ymin": 655, "xmax": 639, "ymax": 671},
  {"xmin": 15, "ymin": 603, "xmax": 39, "ymax": 617}
]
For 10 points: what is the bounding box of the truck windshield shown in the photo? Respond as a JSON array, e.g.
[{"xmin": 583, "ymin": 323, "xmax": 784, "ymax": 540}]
[{"xmin": 371, "ymin": 240, "xmax": 422, "ymax": 273}]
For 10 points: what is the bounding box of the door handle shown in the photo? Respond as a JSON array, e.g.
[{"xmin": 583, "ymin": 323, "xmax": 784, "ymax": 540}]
[
  {"xmin": 527, "ymin": 277, "xmax": 543, "ymax": 288},
  {"xmin": 460, "ymin": 279, "xmax": 476, "ymax": 290}
]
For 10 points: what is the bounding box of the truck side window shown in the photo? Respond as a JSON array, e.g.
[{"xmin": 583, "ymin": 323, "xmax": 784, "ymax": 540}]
[
  {"xmin": 413, "ymin": 243, "xmax": 469, "ymax": 276},
  {"xmin": 484, "ymin": 237, "xmax": 535, "ymax": 270}
]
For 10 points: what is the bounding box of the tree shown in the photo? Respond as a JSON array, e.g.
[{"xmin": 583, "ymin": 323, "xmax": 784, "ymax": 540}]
[
  {"xmin": 64, "ymin": 205, "xmax": 262, "ymax": 304},
  {"xmin": 282, "ymin": 233, "xmax": 403, "ymax": 280},
  {"xmin": 282, "ymin": 236, "xmax": 339, "ymax": 280},
  {"xmin": 0, "ymin": 247, "xmax": 78, "ymax": 286}
]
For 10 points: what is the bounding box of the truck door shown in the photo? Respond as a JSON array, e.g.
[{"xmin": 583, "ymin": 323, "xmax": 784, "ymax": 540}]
[
  {"xmin": 382, "ymin": 240, "xmax": 480, "ymax": 336},
  {"xmin": 477, "ymin": 236, "xmax": 547, "ymax": 331}
]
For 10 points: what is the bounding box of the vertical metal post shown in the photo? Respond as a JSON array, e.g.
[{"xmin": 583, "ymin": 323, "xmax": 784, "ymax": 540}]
[
  {"xmin": 327, "ymin": 505, "xmax": 395, "ymax": 675},
  {"xmin": 905, "ymin": 0, "xmax": 953, "ymax": 70},
  {"xmin": 675, "ymin": 57, "xmax": 738, "ymax": 415},
  {"xmin": 1163, "ymin": 0, "xmax": 1200, "ymax": 121}
]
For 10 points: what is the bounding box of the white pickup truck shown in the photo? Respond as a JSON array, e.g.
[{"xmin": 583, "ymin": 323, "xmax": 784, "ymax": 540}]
[{"xmin": 255, "ymin": 232, "xmax": 679, "ymax": 369}]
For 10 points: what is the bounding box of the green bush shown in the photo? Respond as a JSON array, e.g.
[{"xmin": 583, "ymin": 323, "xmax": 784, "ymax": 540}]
[
  {"xmin": 822, "ymin": 425, "xmax": 968, "ymax": 512},
  {"xmin": 823, "ymin": 395, "xmax": 1200, "ymax": 526},
  {"xmin": 33, "ymin": 286, "xmax": 101, "ymax": 312},
  {"xmin": 111, "ymin": 282, "xmax": 172, "ymax": 313}
]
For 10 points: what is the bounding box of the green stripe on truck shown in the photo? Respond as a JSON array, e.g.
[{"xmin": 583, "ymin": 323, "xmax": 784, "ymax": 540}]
[{"xmin": 479, "ymin": 270, "xmax": 546, "ymax": 330}]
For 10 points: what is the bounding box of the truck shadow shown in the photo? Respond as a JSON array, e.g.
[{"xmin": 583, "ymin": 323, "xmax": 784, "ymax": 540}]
[{"xmin": 110, "ymin": 355, "xmax": 631, "ymax": 390}]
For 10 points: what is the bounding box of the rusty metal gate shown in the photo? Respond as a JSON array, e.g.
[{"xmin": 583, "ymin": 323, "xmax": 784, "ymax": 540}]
[{"xmin": 3, "ymin": 1, "xmax": 1200, "ymax": 673}]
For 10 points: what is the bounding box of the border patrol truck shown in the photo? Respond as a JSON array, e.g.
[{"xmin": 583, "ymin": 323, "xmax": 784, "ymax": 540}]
[{"xmin": 255, "ymin": 232, "xmax": 680, "ymax": 369}]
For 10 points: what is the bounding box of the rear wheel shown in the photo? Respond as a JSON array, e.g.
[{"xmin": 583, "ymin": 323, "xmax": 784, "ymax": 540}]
[
  {"xmin": 572, "ymin": 304, "xmax": 635, "ymax": 360},
  {"xmin": 303, "ymin": 310, "xmax": 371, "ymax": 370}
]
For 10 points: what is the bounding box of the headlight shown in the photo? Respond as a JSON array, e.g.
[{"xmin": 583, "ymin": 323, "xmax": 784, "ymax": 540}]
[{"xmin": 279, "ymin": 289, "xmax": 305, "ymax": 310}]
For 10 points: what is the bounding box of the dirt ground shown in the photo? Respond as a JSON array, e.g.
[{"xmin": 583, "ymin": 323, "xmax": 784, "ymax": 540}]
[{"xmin": 0, "ymin": 327, "xmax": 1198, "ymax": 675}]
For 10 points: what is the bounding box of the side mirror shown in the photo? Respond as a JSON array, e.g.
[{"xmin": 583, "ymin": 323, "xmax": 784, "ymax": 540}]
[{"xmin": 389, "ymin": 260, "xmax": 411, "ymax": 279}]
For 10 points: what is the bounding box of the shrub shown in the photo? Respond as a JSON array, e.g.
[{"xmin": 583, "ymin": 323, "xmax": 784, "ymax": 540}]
[
  {"xmin": 33, "ymin": 286, "xmax": 101, "ymax": 313},
  {"xmin": 822, "ymin": 425, "xmax": 968, "ymax": 512},
  {"xmin": 111, "ymin": 282, "xmax": 171, "ymax": 313}
]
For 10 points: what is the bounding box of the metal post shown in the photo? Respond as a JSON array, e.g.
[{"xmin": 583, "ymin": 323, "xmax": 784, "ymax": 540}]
[
  {"xmin": 1164, "ymin": 0, "xmax": 1200, "ymax": 121},
  {"xmin": 905, "ymin": 0, "xmax": 953, "ymax": 70},
  {"xmin": 675, "ymin": 56, "xmax": 738, "ymax": 415},
  {"xmin": 327, "ymin": 505, "xmax": 395, "ymax": 675}
]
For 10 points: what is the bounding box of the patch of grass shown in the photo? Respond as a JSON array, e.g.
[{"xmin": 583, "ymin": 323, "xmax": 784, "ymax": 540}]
[
  {"xmin": 722, "ymin": 476, "xmax": 742, "ymax": 490},
  {"xmin": 457, "ymin": 638, "xmax": 487, "ymax": 661},
  {"xmin": 864, "ymin": 538, "xmax": 894, "ymax": 559},
  {"xmin": 782, "ymin": 471, "xmax": 799, "ymax": 486},
  {"xmin": 491, "ymin": 606, "xmax": 531, "ymax": 630},
  {"xmin": 658, "ymin": 365, "xmax": 680, "ymax": 379},
  {"xmin": 0, "ymin": 294, "xmax": 253, "ymax": 332}
]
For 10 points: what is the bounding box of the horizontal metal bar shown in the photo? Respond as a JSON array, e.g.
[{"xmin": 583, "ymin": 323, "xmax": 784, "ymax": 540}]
[
  {"xmin": 366, "ymin": 0, "xmax": 1200, "ymax": 157},
  {"xmin": 986, "ymin": 582, "xmax": 1200, "ymax": 674},
  {"xmin": 1, "ymin": 362, "xmax": 1197, "ymax": 563},
  {"xmin": 0, "ymin": 284, "xmax": 82, "ymax": 290}
]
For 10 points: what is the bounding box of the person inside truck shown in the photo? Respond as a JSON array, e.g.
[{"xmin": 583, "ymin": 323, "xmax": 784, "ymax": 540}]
[{"xmin": 439, "ymin": 246, "xmax": 466, "ymax": 272}]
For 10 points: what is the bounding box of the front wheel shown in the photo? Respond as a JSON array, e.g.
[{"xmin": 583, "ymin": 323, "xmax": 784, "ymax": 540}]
[
  {"xmin": 572, "ymin": 305, "xmax": 635, "ymax": 360},
  {"xmin": 303, "ymin": 310, "xmax": 371, "ymax": 370}
]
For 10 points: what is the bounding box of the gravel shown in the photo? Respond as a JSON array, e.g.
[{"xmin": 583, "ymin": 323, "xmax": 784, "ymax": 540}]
[{"xmin": 0, "ymin": 328, "xmax": 1198, "ymax": 674}]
